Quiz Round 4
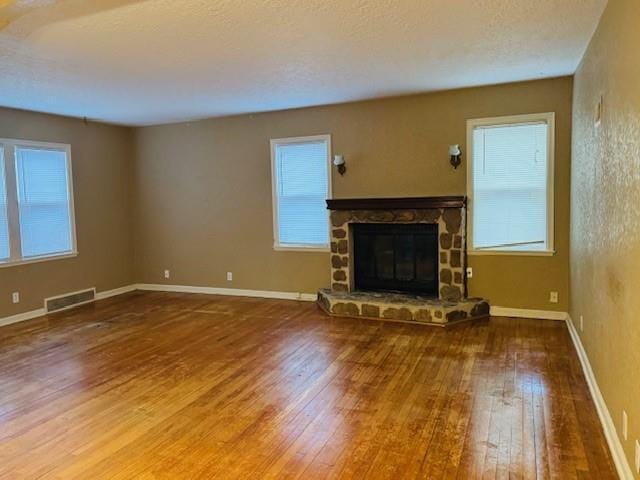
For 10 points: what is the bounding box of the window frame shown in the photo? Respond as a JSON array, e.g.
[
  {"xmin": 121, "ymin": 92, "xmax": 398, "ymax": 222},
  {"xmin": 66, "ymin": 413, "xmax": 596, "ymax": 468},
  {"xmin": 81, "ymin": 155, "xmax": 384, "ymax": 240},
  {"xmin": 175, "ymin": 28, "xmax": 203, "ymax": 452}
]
[
  {"xmin": 466, "ymin": 112, "xmax": 555, "ymax": 257},
  {"xmin": 0, "ymin": 138, "xmax": 78, "ymax": 268},
  {"xmin": 270, "ymin": 134, "xmax": 332, "ymax": 252}
]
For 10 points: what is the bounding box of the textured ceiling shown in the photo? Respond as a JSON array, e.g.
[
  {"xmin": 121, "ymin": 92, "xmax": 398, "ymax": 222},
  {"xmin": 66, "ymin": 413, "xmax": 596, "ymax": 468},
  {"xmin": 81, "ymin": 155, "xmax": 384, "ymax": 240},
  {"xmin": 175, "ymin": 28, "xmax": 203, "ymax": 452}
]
[{"xmin": 0, "ymin": 0, "xmax": 607, "ymax": 126}]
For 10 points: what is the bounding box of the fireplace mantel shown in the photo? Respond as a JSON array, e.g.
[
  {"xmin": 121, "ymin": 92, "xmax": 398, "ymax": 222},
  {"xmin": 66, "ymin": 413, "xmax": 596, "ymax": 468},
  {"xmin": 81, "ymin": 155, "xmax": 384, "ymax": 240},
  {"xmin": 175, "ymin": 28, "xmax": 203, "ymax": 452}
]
[{"xmin": 326, "ymin": 196, "xmax": 466, "ymax": 211}]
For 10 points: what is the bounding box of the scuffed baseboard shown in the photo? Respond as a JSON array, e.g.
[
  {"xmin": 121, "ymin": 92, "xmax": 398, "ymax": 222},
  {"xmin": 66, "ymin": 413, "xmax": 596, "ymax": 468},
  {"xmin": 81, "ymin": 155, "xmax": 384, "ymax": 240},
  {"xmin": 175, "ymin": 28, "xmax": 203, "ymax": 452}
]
[
  {"xmin": 566, "ymin": 315, "xmax": 634, "ymax": 480},
  {"xmin": 490, "ymin": 305, "xmax": 568, "ymax": 321}
]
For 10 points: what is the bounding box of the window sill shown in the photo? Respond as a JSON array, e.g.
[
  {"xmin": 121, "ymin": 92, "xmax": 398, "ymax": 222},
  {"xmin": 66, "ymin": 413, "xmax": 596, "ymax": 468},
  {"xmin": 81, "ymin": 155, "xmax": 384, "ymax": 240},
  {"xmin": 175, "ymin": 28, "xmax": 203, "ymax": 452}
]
[
  {"xmin": 468, "ymin": 249, "xmax": 555, "ymax": 257},
  {"xmin": 274, "ymin": 244, "xmax": 330, "ymax": 253},
  {"xmin": 0, "ymin": 251, "xmax": 78, "ymax": 269}
]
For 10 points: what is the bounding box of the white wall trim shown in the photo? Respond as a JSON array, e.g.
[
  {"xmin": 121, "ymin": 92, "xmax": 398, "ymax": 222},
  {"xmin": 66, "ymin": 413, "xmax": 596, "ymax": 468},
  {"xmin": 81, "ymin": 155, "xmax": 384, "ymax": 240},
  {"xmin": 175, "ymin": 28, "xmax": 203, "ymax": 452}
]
[
  {"xmin": 566, "ymin": 315, "xmax": 634, "ymax": 480},
  {"xmin": 490, "ymin": 306, "xmax": 568, "ymax": 321},
  {"xmin": 4, "ymin": 291, "xmax": 571, "ymax": 328},
  {"xmin": 0, "ymin": 307, "xmax": 47, "ymax": 328},
  {"xmin": 0, "ymin": 284, "xmax": 137, "ymax": 329},
  {"xmin": 135, "ymin": 283, "xmax": 317, "ymax": 302},
  {"xmin": 95, "ymin": 284, "xmax": 138, "ymax": 300},
  {"xmin": 0, "ymin": 283, "xmax": 316, "ymax": 329}
]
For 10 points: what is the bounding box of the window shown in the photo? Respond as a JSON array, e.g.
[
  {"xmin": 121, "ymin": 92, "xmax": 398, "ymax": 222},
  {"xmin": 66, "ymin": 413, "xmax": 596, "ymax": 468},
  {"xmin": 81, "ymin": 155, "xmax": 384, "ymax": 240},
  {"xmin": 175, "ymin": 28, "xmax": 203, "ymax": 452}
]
[
  {"xmin": 0, "ymin": 139, "xmax": 76, "ymax": 267},
  {"xmin": 467, "ymin": 113, "xmax": 554, "ymax": 255},
  {"xmin": 0, "ymin": 148, "xmax": 8, "ymax": 261},
  {"xmin": 270, "ymin": 135, "xmax": 331, "ymax": 250}
]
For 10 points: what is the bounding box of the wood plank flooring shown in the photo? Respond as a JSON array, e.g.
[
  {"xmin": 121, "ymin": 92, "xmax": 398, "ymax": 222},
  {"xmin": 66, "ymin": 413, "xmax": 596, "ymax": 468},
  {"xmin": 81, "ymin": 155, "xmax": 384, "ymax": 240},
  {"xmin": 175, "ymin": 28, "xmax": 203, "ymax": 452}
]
[{"xmin": 0, "ymin": 291, "xmax": 616, "ymax": 479}]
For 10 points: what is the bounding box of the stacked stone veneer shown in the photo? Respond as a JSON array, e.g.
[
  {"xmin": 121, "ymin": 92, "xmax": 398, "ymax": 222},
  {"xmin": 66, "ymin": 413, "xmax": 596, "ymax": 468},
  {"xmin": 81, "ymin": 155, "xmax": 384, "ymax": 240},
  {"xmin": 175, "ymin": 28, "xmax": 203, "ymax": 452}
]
[{"xmin": 329, "ymin": 207, "xmax": 466, "ymax": 301}]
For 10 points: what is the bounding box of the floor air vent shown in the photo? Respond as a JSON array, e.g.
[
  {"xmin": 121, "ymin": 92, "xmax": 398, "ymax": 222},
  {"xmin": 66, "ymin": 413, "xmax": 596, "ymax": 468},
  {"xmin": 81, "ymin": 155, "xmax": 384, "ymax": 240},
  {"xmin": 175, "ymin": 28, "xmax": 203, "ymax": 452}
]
[{"xmin": 45, "ymin": 288, "xmax": 96, "ymax": 313}]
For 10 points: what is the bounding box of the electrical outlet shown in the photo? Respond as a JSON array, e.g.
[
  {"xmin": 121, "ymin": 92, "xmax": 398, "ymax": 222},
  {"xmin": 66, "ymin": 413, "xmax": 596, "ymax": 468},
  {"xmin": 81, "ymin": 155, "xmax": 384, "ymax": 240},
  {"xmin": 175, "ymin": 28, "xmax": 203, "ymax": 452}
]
[
  {"xmin": 227, "ymin": 272, "xmax": 233, "ymax": 282},
  {"xmin": 635, "ymin": 439, "xmax": 640, "ymax": 473},
  {"xmin": 623, "ymin": 411, "xmax": 628, "ymax": 440},
  {"xmin": 466, "ymin": 267, "xmax": 473, "ymax": 279},
  {"xmin": 164, "ymin": 269, "xmax": 170, "ymax": 279},
  {"xmin": 11, "ymin": 292, "xmax": 19, "ymax": 304},
  {"xmin": 580, "ymin": 315, "xmax": 584, "ymax": 332},
  {"xmin": 549, "ymin": 291, "xmax": 558, "ymax": 304}
]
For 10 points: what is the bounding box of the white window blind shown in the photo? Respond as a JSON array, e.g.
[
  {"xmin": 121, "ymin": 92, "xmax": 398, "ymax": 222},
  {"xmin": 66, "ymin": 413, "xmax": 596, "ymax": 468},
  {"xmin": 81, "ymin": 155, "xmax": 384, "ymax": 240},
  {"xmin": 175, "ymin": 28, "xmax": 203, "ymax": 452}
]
[
  {"xmin": 271, "ymin": 136, "xmax": 330, "ymax": 249},
  {"xmin": 16, "ymin": 147, "xmax": 73, "ymax": 258},
  {"xmin": 0, "ymin": 147, "xmax": 9, "ymax": 261},
  {"xmin": 0, "ymin": 139, "xmax": 76, "ymax": 267},
  {"xmin": 469, "ymin": 114, "xmax": 553, "ymax": 253}
]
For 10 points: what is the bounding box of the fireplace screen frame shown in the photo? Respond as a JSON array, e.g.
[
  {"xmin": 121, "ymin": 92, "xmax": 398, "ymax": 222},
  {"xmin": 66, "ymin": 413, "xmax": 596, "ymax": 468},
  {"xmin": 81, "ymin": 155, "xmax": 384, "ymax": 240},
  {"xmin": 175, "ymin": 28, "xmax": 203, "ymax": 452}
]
[{"xmin": 352, "ymin": 223, "xmax": 439, "ymax": 296}]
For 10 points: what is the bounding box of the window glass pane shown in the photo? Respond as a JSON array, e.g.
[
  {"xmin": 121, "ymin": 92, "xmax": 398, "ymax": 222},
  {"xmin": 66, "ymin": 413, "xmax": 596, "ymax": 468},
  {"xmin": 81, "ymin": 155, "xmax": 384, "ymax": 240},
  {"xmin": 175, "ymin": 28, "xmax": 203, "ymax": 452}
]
[
  {"xmin": 15, "ymin": 147, "xmax": 73, "ymax": 258},
  {"xmin": 0, "ymin": 148, "xmax": 9, "ymax": 260},
  {"xmin": 472, "ymin": 122, "xmax": 548, "ymax": 251},
  {"xmin": 275, "ymin": 140, "xmax": 329, "ymax": 247}
]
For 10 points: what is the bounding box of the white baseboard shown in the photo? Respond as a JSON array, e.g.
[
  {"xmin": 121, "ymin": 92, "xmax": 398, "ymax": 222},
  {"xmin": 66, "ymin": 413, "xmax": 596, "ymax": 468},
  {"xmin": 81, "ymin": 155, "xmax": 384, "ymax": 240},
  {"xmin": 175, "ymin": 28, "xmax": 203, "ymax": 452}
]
[
  {"xmin": 4, "ymin": 290, "xmax": 570, "ymax": 328},
  {"xmin": 490, "ymin": 306, "xmax": 568, "ymax": 321},
  {"xmin": 0, "ymin": 307, "xmax": 47, "ymax": 328},
  {"xmin": 95, "ymin": 284, "xmax": 138, "ymax": 300},
  {"xmin": 0, "ymin": 284, "xmax": 137, "ymax": 329},
  {"xmin": 0, "ymin": 283, "xmax": 316, "ymax": 329},
  {"xmin": 135, "ymin": 283, "xmax": 317, "ymax": 302},
  {"xmin": 566, "ymin": 315, "xmax": 634, "ymax": 480}
]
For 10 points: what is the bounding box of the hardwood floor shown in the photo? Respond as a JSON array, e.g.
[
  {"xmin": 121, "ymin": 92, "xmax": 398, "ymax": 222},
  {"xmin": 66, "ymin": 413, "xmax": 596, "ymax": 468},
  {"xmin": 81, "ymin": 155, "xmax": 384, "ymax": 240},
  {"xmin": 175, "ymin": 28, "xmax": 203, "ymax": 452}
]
[{"xmin": 0, "ymin": 291, "xmax": 616, "ymax": 479}]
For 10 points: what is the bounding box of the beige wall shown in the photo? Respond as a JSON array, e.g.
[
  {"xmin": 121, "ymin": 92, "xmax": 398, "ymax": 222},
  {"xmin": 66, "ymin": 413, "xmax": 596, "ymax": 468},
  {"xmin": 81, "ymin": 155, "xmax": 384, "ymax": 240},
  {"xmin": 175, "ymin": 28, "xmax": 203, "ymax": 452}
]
[
  {"xmin": 571, "ymin": 0, "xmax": 640, "ymax": 474},
  {"xmin": 0, "ymin": 78, "xmax": 573, "ymax": 320},
  {"xmin": 0, "ymin": 108, "xmax": 135, "ymax": 318},
  {"xmin": 134, "ymin": 77, "xmax": 572, "ymax": 311}
]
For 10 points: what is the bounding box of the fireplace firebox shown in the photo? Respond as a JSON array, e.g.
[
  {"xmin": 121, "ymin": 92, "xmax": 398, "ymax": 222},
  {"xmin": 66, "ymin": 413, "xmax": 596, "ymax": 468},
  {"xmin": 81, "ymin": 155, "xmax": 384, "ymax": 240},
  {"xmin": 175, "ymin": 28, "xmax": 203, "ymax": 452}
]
[{"xmin": 353, "ymin": 223, "xmax": 439, "ymax": 296}]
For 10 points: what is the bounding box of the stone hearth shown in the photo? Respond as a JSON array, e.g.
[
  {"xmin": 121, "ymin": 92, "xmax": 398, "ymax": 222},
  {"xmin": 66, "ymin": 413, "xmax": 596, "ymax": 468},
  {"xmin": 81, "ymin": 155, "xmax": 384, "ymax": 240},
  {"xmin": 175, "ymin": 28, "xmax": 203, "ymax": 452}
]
[
  {"xmin": 317, "ymin": 289, "xmax": 489, "ymax": 326},
  {"xmin": 318, "ymin": 196, "xmax": 490, "ymax": 326}
]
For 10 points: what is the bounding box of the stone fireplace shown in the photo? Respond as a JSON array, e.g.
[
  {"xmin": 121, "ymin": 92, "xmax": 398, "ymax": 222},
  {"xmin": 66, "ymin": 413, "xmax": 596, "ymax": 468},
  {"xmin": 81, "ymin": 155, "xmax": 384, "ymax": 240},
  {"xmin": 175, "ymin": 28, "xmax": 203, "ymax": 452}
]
[{"xmin": 317, "ymin": 196, "xmax": 489, "ymax": 326}]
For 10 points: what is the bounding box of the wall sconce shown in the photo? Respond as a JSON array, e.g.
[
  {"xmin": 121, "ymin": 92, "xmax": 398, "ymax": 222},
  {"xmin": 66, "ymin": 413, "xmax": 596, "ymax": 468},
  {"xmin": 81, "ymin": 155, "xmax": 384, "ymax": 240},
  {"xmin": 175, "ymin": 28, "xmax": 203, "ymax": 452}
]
[
  {"xmin": 333, "ymin": 155, "xmax": 346, "ymax": 175},
  {"xmin": 449, "ymin": 144, "xmax": 462, "ymax": 169}
]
